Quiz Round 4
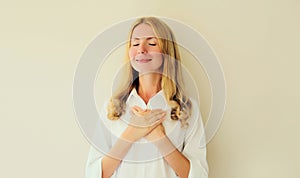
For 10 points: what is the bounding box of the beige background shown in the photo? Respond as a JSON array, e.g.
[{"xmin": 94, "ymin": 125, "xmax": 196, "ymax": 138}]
[{"xmin": 1, "ymin": 0, "xmax": 299, "ymax": 178}]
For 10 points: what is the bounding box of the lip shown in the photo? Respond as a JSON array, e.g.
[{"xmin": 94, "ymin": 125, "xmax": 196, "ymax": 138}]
[{"xmin": 136, "ymin": 59, "xmax": 152, "ymax": 63}]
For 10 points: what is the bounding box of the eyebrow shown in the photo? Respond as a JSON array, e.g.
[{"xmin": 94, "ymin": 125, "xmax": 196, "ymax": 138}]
[{"xmin": 131, "ymin": 37, "xmax": 157, "ymax": 40}]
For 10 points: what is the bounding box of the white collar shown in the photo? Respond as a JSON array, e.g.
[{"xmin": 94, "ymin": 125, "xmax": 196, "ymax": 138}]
[{"xmin": 126, "ymin": 88, "xmax": 168, "ymax": 110}]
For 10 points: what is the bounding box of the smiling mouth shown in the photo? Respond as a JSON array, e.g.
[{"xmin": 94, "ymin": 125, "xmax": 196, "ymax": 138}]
[{"xmin": 136, "ymin": 59, "xmax": 152, "ymax": 63}]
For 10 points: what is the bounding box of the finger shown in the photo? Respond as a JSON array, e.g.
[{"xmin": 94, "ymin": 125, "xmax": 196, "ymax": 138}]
[
  {"xmin": 131, "ymin": 114, "xmax": 164, "ymax": 128},
  {"xmin": 148, "ymin": 111, "xmax": 166, "ymax": 122},
  {"xmin": 131, "ymin": 109, "xmax": 138, "ymax": 116},
  {"xmin": 145, "ymin": 110, "xmax": 165, "ymax": 119},
  {"xmin": 130, "ymin": 110, "xmax": 142, "ymax": 118},
  {"xmin": 131, "ymin": 106, "xmax": 141, "ymax": 114},
  {"xmin": 149, "ymin": 114, "xmax": 166, "ymax": 126},
  {"xmin": 149, "ymin": 117, "xmax": 166, "ymax": 128},
  {"xmin": 130, "ymin": 110, "xmax": 166, "ymax": 127},
  {"xmin": 150, "ymin": 109, "xmax": 164, "ymax": 113},
  {"xmin": 130, "ymin": 115, "xmax": 151, "ymax": 128},
  {"xmin": 131, "ymin": 105, "xmax": 142, "ymax": 112}
]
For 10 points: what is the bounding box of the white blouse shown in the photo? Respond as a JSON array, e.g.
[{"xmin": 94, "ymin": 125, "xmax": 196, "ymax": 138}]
[{"xmin": 86, "ymin": 89, "xmax": 208, "ymax": 178}]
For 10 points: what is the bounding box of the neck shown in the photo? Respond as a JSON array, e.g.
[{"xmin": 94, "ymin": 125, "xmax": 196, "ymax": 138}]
[{"xmin": 138, "ymin": 73, "xmax": 162, "ymax": 104}]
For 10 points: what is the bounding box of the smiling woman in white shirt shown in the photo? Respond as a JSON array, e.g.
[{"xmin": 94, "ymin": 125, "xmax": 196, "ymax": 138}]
[{"xmin": 86, "ymin": 17, "xmax": 208, "ymax": 178}]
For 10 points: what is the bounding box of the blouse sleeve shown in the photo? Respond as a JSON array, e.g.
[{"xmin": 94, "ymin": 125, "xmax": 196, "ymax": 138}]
[
  {"xmin": 86, "ymin": 146, "xmax": 104, "ymax": 178},
  {"xmin": 182, "ymin": 99, "xmax": 209, "ymax": 178},
  {"xmin": 86, "ymin": 102, "xmax": 113, "ymax": 178}
]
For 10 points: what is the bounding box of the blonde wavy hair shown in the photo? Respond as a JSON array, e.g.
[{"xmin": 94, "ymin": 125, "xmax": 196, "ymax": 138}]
[{"xmin": 107, "ymin": 17, "xmax": 192, "ymax": 127}]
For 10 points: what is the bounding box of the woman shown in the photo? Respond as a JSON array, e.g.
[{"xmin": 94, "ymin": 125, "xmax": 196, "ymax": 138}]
[{"xmin": 86, "ymin": 17, "xmax": 208, "ymax": 178}]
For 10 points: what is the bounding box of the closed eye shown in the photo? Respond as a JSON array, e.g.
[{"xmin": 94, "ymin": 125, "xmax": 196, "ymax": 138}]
[{"xmin": 149, "ymin": 43, "xmax": 156, "ymax": 46}]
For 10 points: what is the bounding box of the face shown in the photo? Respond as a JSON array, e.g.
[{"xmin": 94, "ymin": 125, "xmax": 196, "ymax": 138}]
[{"xmin": 129, "ymin": 23, "xmax": 163, "ymax": 74}]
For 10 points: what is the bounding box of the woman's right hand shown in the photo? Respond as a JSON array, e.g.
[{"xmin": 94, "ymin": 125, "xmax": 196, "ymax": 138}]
[{"xmin": 121, "ymin": 106, "xmax": 166, "ymax": 142}]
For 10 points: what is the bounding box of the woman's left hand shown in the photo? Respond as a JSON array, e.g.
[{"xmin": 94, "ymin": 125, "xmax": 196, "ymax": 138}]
[{"xmin": 131, "ymin": 106, "xmax": 166, "ymax": 142}]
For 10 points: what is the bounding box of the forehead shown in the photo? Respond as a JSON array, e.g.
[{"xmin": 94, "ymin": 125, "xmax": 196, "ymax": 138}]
[{"xmin": 131, "ymin": 23, "xmax": 156, "ymax": 39}]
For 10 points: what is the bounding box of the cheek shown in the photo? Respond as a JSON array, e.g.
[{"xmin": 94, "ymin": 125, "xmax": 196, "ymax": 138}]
[
  {"xmin": 159, "ymin": 56, "xmax": 164, "ymax": 67},
  {"xmin": 128, "ymin": 48, "xmax": 136, "ymax": 60},
  {"xmin": 153, "ymin": 53, "xmax": 163, "ymax": 62}
]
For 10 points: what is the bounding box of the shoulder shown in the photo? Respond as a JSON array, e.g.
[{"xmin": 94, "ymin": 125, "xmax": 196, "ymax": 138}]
[
  {"xmin": 189, "ymin": 98, "xmax": 201, "ymax": 121},
  {"xmin": 186, "ymin": 98, "xmax": 204, "ymax": 135},
  {"xmin": 99, "ymin": 100, "xmax": 110, "ymax": 117}
]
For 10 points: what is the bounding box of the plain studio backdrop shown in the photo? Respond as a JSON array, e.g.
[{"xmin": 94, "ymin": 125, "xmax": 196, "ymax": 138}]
[{"xmin": 1, "ymin": 0, "xmax": 299, "ymax": 178}]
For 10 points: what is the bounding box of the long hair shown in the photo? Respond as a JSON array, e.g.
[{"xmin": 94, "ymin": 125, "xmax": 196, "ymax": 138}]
[{"xmin": 107, "ymin": 17, "xmax": 192, "ymax": 127}]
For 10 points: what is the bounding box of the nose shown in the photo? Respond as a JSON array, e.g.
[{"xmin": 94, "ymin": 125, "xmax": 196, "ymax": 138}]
[{"xmin": 137, "ymin": 43, "xmax": 147, "ymax": 54}]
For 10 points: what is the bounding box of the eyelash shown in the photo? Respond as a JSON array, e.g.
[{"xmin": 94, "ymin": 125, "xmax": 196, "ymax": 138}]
[{"xmin": 132, "ymin": 43, "xmax": 157, "ymax": 46}]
